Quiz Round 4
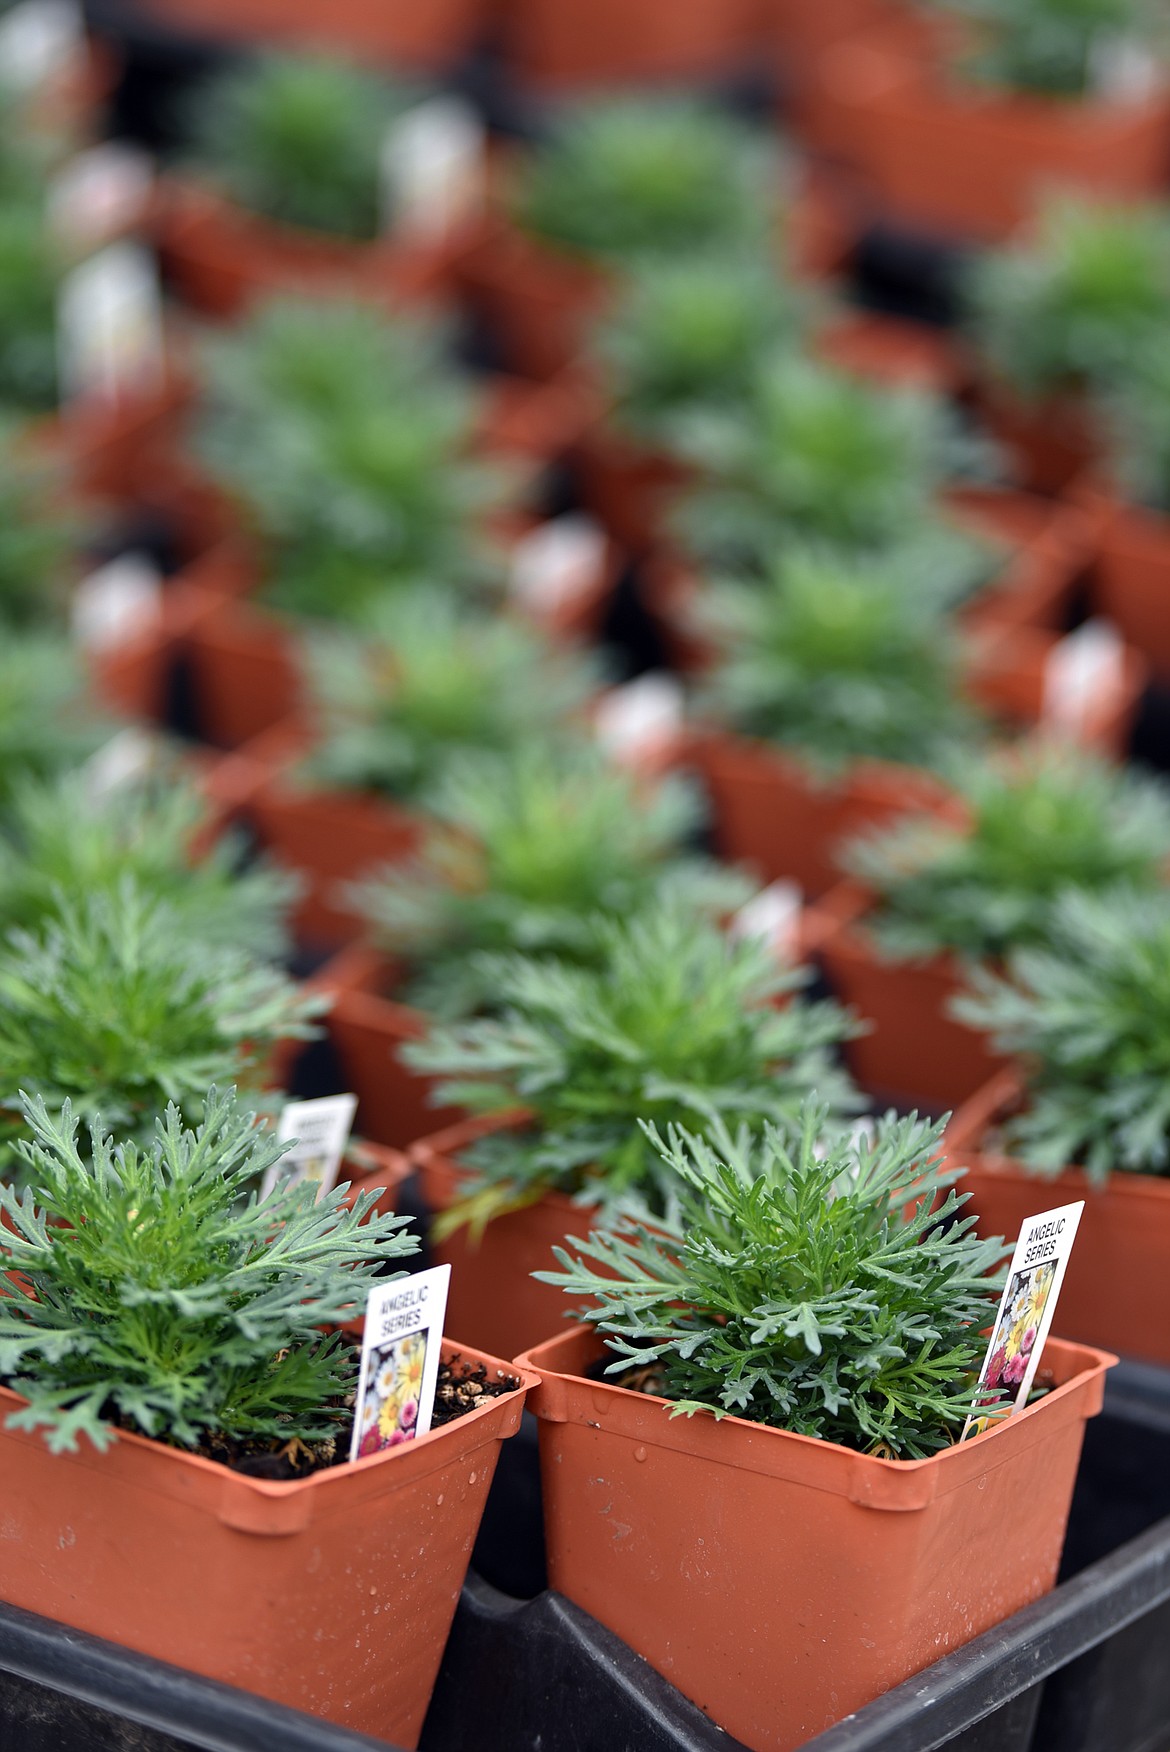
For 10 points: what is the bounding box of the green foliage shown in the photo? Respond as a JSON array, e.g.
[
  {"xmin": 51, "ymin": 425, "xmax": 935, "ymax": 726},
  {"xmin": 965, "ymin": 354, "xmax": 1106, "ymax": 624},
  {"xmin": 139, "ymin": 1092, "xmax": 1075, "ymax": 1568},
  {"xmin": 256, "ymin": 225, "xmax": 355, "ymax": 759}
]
[
  {"xmin": 303, "ymin": 589, "xmax": 600, "ymax": 802},
  {"xmin": 0, "ymin": 767, "xmax": 299, "ymax": 956},
  {"xmin": 969, "ymin": 196, "xmax": 1170, "ymax": 400},
  {"xmin": 188, "ymin": 54, "xmax": 412, "ymax": 240},
  {"xmin": 1101, "ymin": 342, "xmax": 1170, "ymax": 513},
  {"xmin": 536, "ymin": 1103, "xmax": 1007, "ymax": 1456},
  {"xmin": 934, "ymin": 0, "xmax": 1161, "ymax": 96},
  {"xmin": 0, "ymin": 1086, "xmax": 416, "ymax": 1453},
  {"xmin": 0, "ymin": 878, "xmax": 321, "ymax": 1163},
  {"xmin": 351, "ymin": 744, "xmax": 753, "ymax": 1018},
  {"xmin": 594, "ymin": 255, "xmax": 806, "ymax": 448},
  {"xmin": 698, "ymin": 546, "xmax": 979, "ymax": 771},
  {"xmin": 198, "ymin": 298, "xmax": 513, "ymax": 610},
  {"xmin": 0, "ymin": 438, "xmax": 80, "ymax": 628},
  {"xmin": 515, "ymin": 98, "xmax": 777, "ymax": 261},
  {"xmin": 675, "ymin": 356, "xmax": 978, "ymax": 569},
  {"xmin": 0, "ymin": 197, "xmax": 61, "ymax": 411},
  {"xmin": 0, "ymin": 633, "xmax": 113, "ymax": 813},
  {"xmin": 403, "ymin": 906, "xmax": 861, "ymax": 1225},
  {"xmin": 955, "ymin": 888, "xmax": 1170, "ymax": 1182},
  {"xmin": 849, "ymin": 745, "xmax": 1170, "ymax": 961}
]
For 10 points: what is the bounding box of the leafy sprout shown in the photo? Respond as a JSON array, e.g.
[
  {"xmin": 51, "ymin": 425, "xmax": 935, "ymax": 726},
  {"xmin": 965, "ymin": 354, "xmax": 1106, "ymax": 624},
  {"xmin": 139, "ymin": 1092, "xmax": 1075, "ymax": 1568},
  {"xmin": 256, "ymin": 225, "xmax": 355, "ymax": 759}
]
[
  {"xmin": 1100, "ymin": 341, "xmax": 1170, "ymax": 514},
  {"xmin": 847, "ymin": 744, "xmax": 1170, "ymax": 961},
  {"xmin": 350, "ymin": 742, "xmax": 755, "ymax": 1018},
  {"xmin": 955, "ymin": 887, "xmax": 1170, "ymax": 1182},
  {"xmin": 403, "ymin": 904, "xmax": 861, "ymax": 1230},
  {"xmin": 536, "ymin": 1102, "xmax": 1008, "ymax": 1457},
  {"xmin": 0, "ymin": 1085, "xmax": 417, "ymax": 1453}
]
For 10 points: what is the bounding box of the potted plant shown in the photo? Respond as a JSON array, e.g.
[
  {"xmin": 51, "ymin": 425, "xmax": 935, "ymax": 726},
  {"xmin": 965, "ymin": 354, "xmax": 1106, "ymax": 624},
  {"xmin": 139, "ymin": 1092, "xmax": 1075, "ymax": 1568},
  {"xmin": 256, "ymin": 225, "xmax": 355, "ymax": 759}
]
[
  {"xmin": 679, "ymin": 543, "xmax": 983, "ymax": 895},
  {"xmin": 464, "ymin": 98, "xmax": 781, "ymax": 378},
  {"xmin": 965, "ymin": 194, "xmax": 1170, "ymax": 490},
  {"xmin": 0, "ymin": 1083, "xmax": 536, "ymax": 1745},
  {"xmin": 518, "ymin": 1103, "xmax": 1113, "ymax": 1751},
  {"xmin": 229, "ymin": 587, "xmax": 603, "ymax": 950},
  {"xmin": 324, "ymin": 743, "xmax": 755, "ymax": 1143},
  {"xmin": 825, "ymin": 744, "xmax": 1170, "ymax": 1106},
  {"xmin": 574, "ymin": 254, "xmax": 807, "ymax": 551},
  {"xmin": 950, "ymin": 886, "xmax": 1170, "ymax": 1364},
  {"xmin": 826, "ymin": 0, "xmax": 1170, "ymax": 238},
  {"xmin": 0, "ymin": 875, "xmax": 320, "ymax": 1170},
  {"xmin": 401, "ymin": 903, "xmax": 861, "ymax": 1358},
  {"xmin": 160, "ymin": 53, "xmax": 476, "ymax": 315}
]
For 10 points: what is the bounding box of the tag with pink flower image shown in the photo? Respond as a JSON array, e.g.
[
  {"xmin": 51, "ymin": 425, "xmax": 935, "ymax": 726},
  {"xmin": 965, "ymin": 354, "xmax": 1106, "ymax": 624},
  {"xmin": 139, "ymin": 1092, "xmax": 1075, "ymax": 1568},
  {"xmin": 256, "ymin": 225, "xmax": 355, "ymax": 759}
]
[
  {"xmin": 349, "ymin": 1265, "xmax": 451, "ymax": 1463},
  {"xmin": 963, "ymin": 1200, "xmax": 1084, "ymax": 1442}
]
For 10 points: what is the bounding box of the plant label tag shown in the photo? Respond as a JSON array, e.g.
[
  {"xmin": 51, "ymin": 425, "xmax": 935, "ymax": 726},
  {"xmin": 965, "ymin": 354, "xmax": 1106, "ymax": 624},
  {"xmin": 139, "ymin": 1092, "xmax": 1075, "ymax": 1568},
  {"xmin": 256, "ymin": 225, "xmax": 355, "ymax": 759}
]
[
  {"xmin": 731, "ymin": 880, "xmax": 802, "ymax": 961},
  {"xmin": 381, "ymin": 96, "xmax": 484, "ymax": 239},
  {"xmin": 50, "ymin": 144, "xmax": 154, "ymax": 251},
  {"xmin": 962, "ymin": 1199, "xmax": 1084, "ymax": 1441},
  {"xmin": 595, "ymin": 673, "xmax": 684, "ymax": 766},
  {"xmin": 1091, "ymin": 34, "xmax": 1162, "ymax": 101},
  {"xmin": 0, "ymin": 0, "xmax": 80, "ymax": 89},
  {"xmin": 72, "ymin": 552, "xmax": 163, "ymax": 651},
  {"xmin": 262, "ymin": 1093, "xmax": 359, "ymax": 1202},
  {"xmin": 1042, "ymin": 618, "xmax": 1125, "ymax": 742},
  {"xmin": 509, "ymin": 514, "xmax": 605, "ymax": 615},
  {"xmin": 350, "ymin": 1263, "xmax": 451, "ymax": 1461},
  {"xmin": 83, "ymin": 726, "xmax": 159, "ymax": 800},
  {"xmin": 58, "ymin": 241, "xmax": 164, "ymax": 406}
]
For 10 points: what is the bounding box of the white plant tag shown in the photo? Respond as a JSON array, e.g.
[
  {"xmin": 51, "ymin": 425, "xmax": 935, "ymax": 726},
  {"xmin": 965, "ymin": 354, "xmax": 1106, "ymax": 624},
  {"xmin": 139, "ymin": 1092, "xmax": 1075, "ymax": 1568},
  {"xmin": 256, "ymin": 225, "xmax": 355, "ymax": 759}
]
[
  {"xmin": 50, "ymin": 144, "xmax": 154, "ymax": 250},
  {"xmin": 83, "ymin": 725, "xmax": 158, "ymax": 800},
  {"xmin": 1091, "ymin": 34, "xmax": 1162, "ymax": 102},
  {"xmin": 261, "ymin": 1093, "xmax": 359, "ymax": 1203},
  {"xmin": 57, "ymin": 241, "xmax": 164, "ymax": 406},
  {"xmin": 380, "ymin": 96, "xmax": 485, "ymax": 239},
  {"xmin": 1041, "ymin": 618, "xmax": 1125, "ymax": 741},
  {"xmin": 963, "ymin": 1200, "xmax": 1084, "ymax": 1441},
  {"xmin": 731, "ymin": 880, "xmax": 803, "ymax": 961},
  {"xmin": 72, "ymin": 552, "xmax": 162, "ymax": 651},
  {"xmin": 350, "ymin": 1263, "xmax": 451, "ymax": 1461},
  {"xmin": 595, "ymin": 673, "xmax": 684, "ymax": 765},
  {"xmin": 509, "ymin": 514, "xmax": 605, "ymax": 615},
  {"xmin": 0, "ymin": 0, "xmax": 81, "ymax": 89}
]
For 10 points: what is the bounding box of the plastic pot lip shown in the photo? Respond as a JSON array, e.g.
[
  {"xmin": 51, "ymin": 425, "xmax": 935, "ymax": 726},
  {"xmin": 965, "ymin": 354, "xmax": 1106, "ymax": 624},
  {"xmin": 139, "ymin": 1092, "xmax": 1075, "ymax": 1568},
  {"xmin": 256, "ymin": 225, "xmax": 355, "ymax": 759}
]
[
  {"xmin": 0, "ymin": 1337, "xmax": 538, "ymax": 1505},
  {"xmin": 517, "ymin": 1323, "xmax": 1115, "ymax": 1509}
]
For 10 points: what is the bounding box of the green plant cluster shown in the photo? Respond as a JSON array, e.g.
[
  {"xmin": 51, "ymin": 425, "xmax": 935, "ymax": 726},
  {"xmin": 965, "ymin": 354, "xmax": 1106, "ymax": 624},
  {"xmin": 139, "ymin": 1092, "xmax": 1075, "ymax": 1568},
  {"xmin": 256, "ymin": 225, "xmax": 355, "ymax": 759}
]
[
  {"xmin": 404, "ymin": 905, "xmax": 860, "ymax": 1228},
  {"xmin": 935, "ymin": 0, "xmax": 1162, "ymax": 97},
  {"xmin": 0, "ymin": 1087, "xmax": 416, "ymax": 1453},
  {"xmin": 956, "ymin": 888, "xmax": 1170, "ymax": 1181},
  {"xmin": 537, "ymin": 1103, "xmax": 1007, "ymax": 1456},
  {"xmin": 188, "ymin": 55, "xmax": 415, "ymax": 240},
  {"xmin": 351, "ymin": 743, "xmax": 754, "ymax": 1018},
  {"xmin": 849, "ymin": 745, "xmax": 1170, "ymax": 960}
]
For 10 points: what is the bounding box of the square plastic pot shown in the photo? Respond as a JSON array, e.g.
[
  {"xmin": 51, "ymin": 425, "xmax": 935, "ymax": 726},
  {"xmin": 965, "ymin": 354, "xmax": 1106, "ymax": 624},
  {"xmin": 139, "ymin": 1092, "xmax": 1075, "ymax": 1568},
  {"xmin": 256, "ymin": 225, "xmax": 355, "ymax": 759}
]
[
  {"xmin": 517, "ymin": 1323, "xmax": 1113, "ymax": 1752},
  {"xmin": 0, "ymin": 1339, "xmax": 535, "ymax": 1746},
  {"xmin": 1090, "ymin": 493, "xmax": 1170, "ymax": 682},
  {"xmin": 947, "ymin": 1070, "xmax": 1170, "ymax": 1368},
  {"xmin": 136, "ymin": 0, "xmax": 483, "ymax": 74},
  {"xmin": 500, "ymin": 0, "xmax": 760, "ymax": 87}
]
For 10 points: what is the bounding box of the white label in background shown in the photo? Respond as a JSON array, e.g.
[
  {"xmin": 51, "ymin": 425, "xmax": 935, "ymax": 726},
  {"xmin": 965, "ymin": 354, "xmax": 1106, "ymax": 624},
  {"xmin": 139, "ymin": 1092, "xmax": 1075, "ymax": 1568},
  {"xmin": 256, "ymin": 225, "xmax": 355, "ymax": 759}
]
[
  {"xmin": 261, "ymin": 1093, "xmax": 358, "ymax": 1203},
  {"xmin": 0, "ymin": 0, "xmax": 81, "ymax": 89},
  {"xmin": 594, "ymin": 673, "xmax": 684, "ymax": 765},
  {"xmin": 57, "ymin": 242, "xmax": 164, "ymax": 406},
  {"xmin": 50, "ymin": 144, "xmax": 154, "ymax": 251},
  {"xmin": 83, "ymin": 725, "xmax": 158, "ymax": 800},
  {"xmin": 350, "ymin": 1264, "xmax": 451, "ymax": 1461},
  {"xmin": 963, "ymin": 1200, "xmax": 1084, "ymax": 1441},
  {"xmin": 731, "ymin": 880, "xmax": 803, "ymax": 962},
  {"xmin": 1091, "ymin": 34, "xmax": 1162, "ymax": 102},
  {"xmin": 509, "ymin": 515, "xmax": 605, "ymax": 616},
  {"xmin": 72, "ymin": 552, "xmax": 162, "ymax": 651},
  {"xmin": 1042, "ymin": 618, "xmax": 1125, "ymax": 741},
  {"xmin": 380, "ymin": 96, "xmax": 485, "ymax": 239}
]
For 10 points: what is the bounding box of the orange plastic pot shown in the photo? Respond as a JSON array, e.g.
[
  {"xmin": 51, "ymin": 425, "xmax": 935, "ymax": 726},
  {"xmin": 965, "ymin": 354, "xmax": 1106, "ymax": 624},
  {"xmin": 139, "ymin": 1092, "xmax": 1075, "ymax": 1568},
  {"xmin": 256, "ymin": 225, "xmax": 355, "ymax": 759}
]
[
  {"xmin": 85, "ymin": 582, "xmax": 216, "ymax": 725},
  {"xmin": 459, "ymin": 219, "xmax": 613, "ymax": 381},
  {"xmin": 573, "ymin": 424, "xmax": 693, "ymax": 555},
  {"xmin": 966, "ymin": 622, "xmax": 1147, "ymax": 760},
  {"xmin": 41, "ymin": 371, "xmax": 193, "ymax": 501},
  {"xmin": 0, "ymin": 1339, "xmax": 536, "ymax": 1746},
  {"xmin": 181, "ymin": 598, "xmax": 303, "ymax": 749},
  {"xmin": 680, "ymin": 731, "xmax": 957, "ymax": 897},
  {"xmin": 948, "ymin": 1071, "xmax": 1170, "ymax": 1367},
  {"xmin": 971, "ymin": 374, "xmax": 1101, "ymax": 497},
  {"xmin": 826, "ymin": 42, "xmax": 1170, "ymax": 240},
  {"xmin": 1090, "ymin": 493, "xmax": 1170, "ymax": 681},
  {"xmin": 518, "ymin": 1323, "xmax": 1112, "ymax": 1752},
  {"xmin": 156, "ymin": 182, "xmax": 466, "ymax": 320},
  {"xmin": 138, "ymin": 0, "xmax": 483, "ymax": 72},
  {"xmin": 500, "ymin": 0, "xmax": 760, "ymax": 87},
  {"xmin": 412, "ymin": 1115, "xmax": 596, "ymax": 1363},
  {"xmin": 819, "ymin": 883, "xmax": 1011, "ymax": 1109},
  {"xmin": 947, "ymin": 486, "xmax": 1088, "ymax": 635}
]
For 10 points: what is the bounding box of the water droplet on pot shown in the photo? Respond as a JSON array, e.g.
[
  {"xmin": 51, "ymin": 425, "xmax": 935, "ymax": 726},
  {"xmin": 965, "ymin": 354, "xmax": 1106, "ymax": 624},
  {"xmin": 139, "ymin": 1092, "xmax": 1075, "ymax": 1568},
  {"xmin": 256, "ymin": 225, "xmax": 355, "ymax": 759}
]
[{"xmin": 634, "ymin": 1446, "xmax": 647, "ymax": 1462}]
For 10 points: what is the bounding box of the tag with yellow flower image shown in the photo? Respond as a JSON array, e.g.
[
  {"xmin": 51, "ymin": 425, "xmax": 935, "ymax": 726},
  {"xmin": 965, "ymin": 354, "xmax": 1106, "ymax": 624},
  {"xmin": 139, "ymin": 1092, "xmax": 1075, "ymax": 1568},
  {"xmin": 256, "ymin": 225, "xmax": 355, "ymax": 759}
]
[{"xmin": 350, "ymin": 1265, "xmax": 451, "ymax": 1463}]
